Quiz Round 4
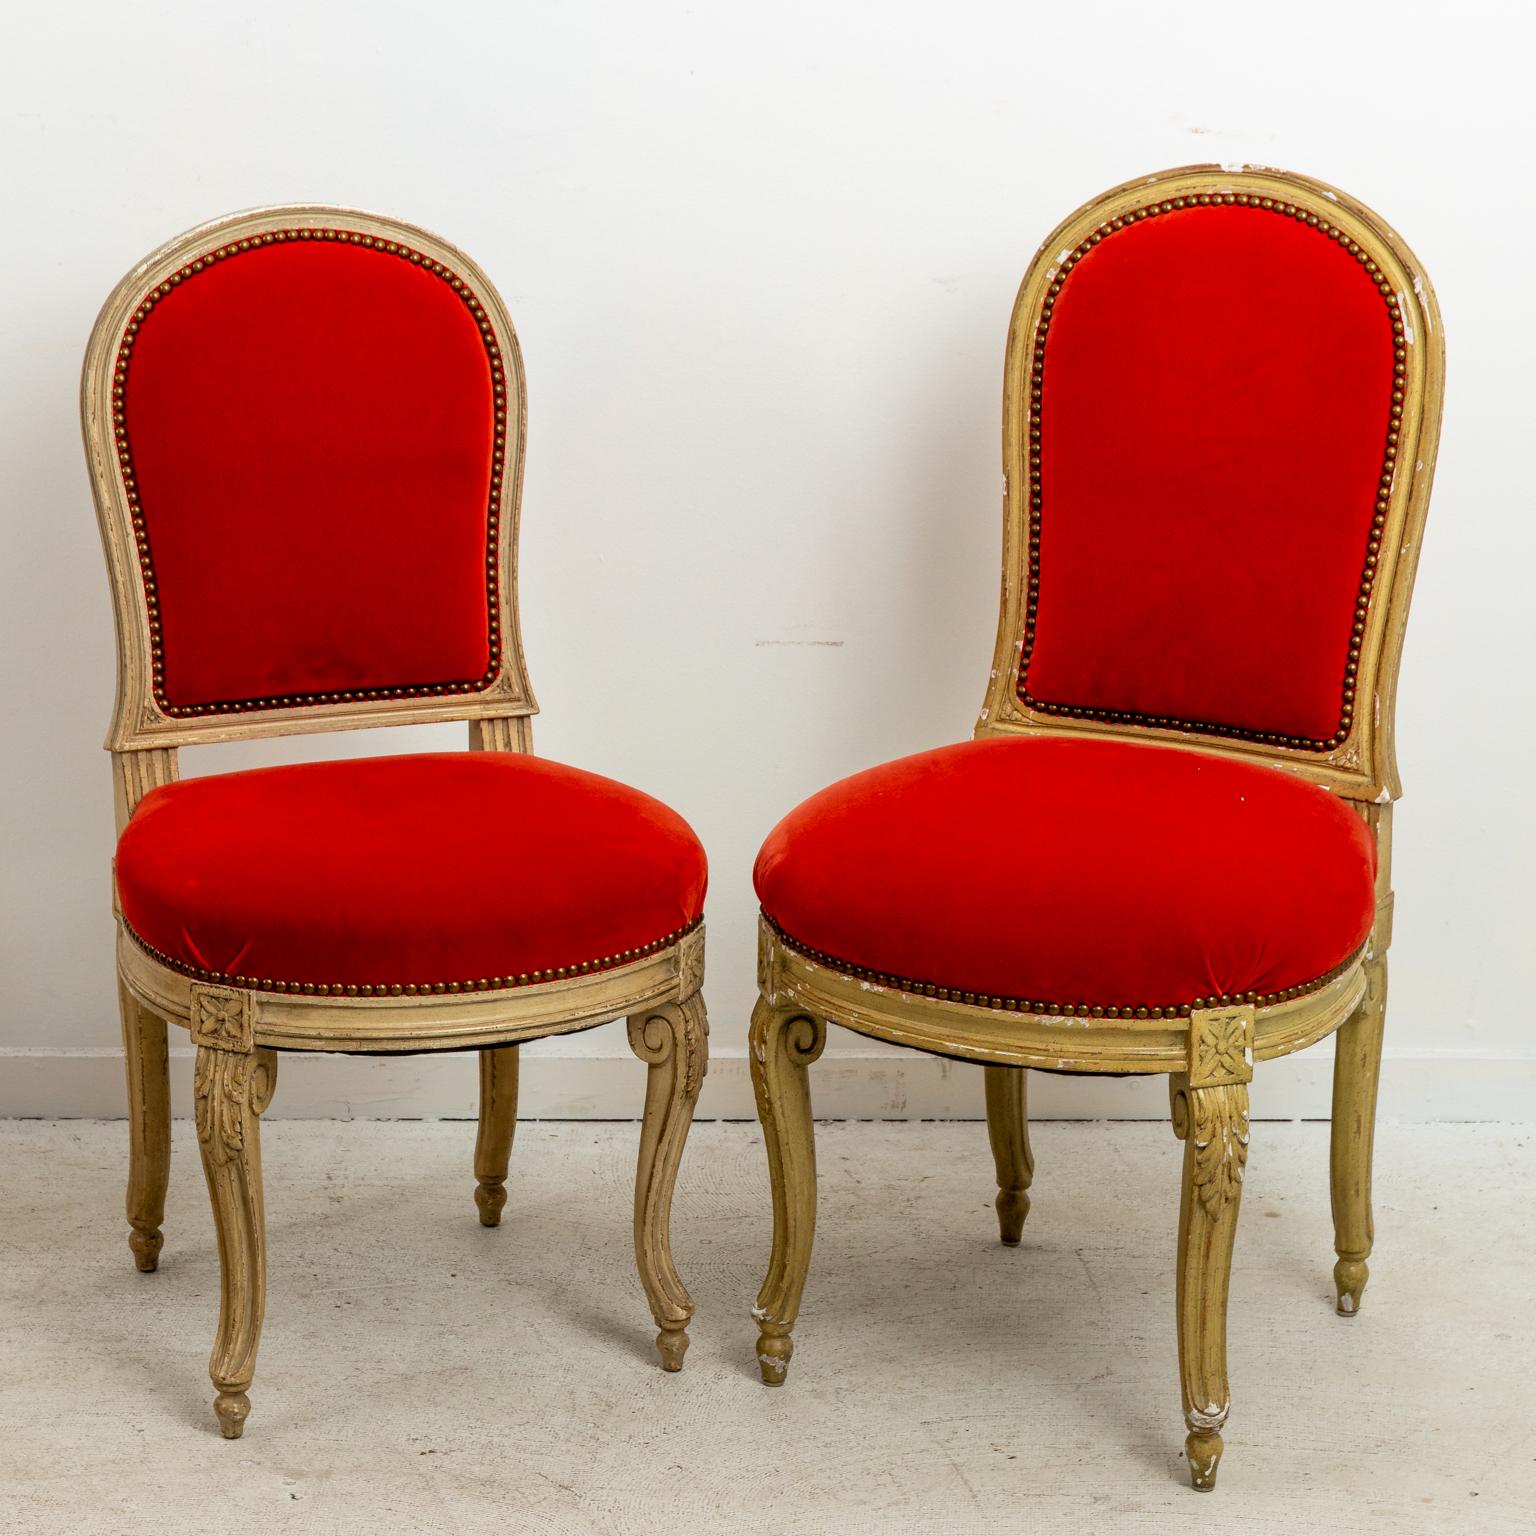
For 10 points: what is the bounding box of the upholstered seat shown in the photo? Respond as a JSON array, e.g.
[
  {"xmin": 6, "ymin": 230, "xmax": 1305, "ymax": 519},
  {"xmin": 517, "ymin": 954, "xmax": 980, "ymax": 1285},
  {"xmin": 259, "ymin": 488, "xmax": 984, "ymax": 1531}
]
[
  {"xmin": 755, "ymin": 736, "xmax": 1374, "ymax": 1016},
  {"xmin": 116, "ymin": 752, "xmax": 707, "ymax": 994}
]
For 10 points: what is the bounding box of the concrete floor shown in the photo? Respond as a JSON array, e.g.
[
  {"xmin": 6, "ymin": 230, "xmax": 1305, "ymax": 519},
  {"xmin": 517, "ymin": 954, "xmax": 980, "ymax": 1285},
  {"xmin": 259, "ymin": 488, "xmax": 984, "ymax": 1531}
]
[{"xmin": 0, "ymin": 1119, "xmax": 1531, "ymax": 1535}]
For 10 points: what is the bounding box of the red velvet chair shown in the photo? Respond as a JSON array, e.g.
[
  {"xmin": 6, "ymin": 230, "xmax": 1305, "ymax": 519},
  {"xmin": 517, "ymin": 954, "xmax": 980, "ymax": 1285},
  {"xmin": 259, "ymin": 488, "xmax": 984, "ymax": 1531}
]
[
  {"xmin": 82, "ymin": 208, "xmax": 709, "ymax": 1438},
  {"xmin": 748, "ymin": 166, "xmax": 1443, "ymax": 1489}
]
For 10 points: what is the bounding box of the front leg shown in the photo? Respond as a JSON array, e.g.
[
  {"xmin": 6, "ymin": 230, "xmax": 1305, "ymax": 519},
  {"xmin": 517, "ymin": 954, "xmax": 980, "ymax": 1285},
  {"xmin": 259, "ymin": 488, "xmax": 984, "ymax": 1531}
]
[
  {"xmin": 190, "ymin": 984, "xmax": 276, "ymax": 1439},
  {"xmin": 626, "ymin": 994, "xmax": 708, "ymax": 1370},
  {"xmin": 749, "ymin": 997, "xmax": 825, "ymax": 1385},
  {"xmin": 1171, "ymin": 1005, "xmax": 1254, "ymax": 1490}
]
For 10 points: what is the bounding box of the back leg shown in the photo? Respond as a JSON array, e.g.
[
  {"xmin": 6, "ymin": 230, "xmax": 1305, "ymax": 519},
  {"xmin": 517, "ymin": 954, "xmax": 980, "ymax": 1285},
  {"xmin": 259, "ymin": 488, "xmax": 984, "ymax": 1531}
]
[
  {"xmin": 120, "ymin": 978, "xmax": 171, "ymax": 1271},
  {"xmin": 984, "ymin": 1064, "xmax": 1034, "ymax": 1245}
]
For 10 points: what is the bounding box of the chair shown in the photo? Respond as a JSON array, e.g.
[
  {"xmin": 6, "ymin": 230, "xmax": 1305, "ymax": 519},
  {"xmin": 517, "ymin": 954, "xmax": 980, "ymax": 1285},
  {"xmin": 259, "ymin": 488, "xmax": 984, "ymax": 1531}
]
[
  {"xmin": 82, "ymin": 207, "xmax": 710, "ymax": 1438},
  {"xmin": 747, "ymin": 165, "xmax": 1442, "ymax": 1489}
]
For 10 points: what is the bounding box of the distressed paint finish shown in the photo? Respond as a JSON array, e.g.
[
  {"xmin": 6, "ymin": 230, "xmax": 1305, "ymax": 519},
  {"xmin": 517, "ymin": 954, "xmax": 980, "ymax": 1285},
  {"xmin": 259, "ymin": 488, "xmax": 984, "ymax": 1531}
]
[
  {"xmin": 748, "ymin": 163, "xmax": 1440, "ymax": 1491},
  {"xmin": 85, "ymin": 206, "xmax": 708, "ymax": 1436}
]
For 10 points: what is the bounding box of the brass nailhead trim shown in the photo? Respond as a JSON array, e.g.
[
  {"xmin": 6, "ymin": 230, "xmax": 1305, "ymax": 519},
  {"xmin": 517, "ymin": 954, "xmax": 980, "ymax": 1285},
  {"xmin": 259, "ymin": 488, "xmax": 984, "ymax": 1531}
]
[
  {"xmin": 113, "ymin": 227, "xmax": 507, "ymax": 718},
  {"xmin": 122, "ymin": 914, "xmax": 703, "ymax": 998},
  {"xmin": 764, "ymin": 912, "xmax": 1363, "ymax": 1019},
  {"xmin": 1017, "ymin": 193, "xmax": 1406, "ymax": 752}
]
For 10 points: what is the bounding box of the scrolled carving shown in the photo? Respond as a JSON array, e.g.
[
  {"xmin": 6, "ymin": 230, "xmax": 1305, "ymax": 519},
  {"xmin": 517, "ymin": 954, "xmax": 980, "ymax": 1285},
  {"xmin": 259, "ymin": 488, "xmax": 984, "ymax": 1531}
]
[
  {"xmin": 676, "ymin": 925, "xmax": 706, "ymax": 1001},
  {"xmin": 195, "ymin": 1048, "xmax": 249, "ymax": 1164},
  {"xmin": 194, "ymin": 1047, "xmax": 277, "ymax": 1168},
  {"xmin": 1174, "ymin": 1081, "xmax": 1250, "ymax": 1218},
  {"xmin": 628, "ymin": 998, "xmax": 709, "ymax": 1099}
]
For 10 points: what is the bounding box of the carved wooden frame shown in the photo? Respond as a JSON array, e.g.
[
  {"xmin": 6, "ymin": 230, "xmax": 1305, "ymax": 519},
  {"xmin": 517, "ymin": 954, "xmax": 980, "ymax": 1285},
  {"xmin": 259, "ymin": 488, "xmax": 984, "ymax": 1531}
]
[
  {"xmin": 85, "ymin": 205, "xmax": 708, "ymax": 1437},
  {"xmin": 749, "ymin": 164, "xmax": 1442, "ymax": 1490}
]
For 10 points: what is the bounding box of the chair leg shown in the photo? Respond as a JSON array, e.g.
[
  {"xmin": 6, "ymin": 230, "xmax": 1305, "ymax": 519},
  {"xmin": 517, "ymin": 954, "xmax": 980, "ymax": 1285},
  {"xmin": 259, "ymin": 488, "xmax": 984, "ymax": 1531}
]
[
  {"xmin": 474, "ymin": 1045, "xmax": 519, "ymax": 1226},
  {"xmin": 1331, "ymin": 952, "xmax": 1386, "ymax": 1316},
  {"xmin": 984, "ymin": 1064, "xmax": 1034, "ymax": 1244},
  {"xmin": 1171, "ymin": 1071, "xmax": 1249, "ymax": 1491},
  {"xmin": 626, "ymin": 995, "xmax": 708, "ymax": 1371},
  {"xmin": 749, "ymin": 997, "xmax": 826, "ymax": 1386},
  {"xmin": 120, "ymin": 979, "xmax": 171, "ymax": 1272},
  {"xmin": 194, "ymin": 1043, "xmax": 277, "ymax": 1439}
]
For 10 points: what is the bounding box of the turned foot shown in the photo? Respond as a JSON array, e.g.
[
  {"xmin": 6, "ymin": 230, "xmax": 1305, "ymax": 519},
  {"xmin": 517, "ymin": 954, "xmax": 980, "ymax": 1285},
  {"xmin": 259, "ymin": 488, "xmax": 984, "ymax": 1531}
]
[
  {"xmin": 656, "ymin": 1325, "xmax": 690, "ymax": 1372},
  {"xmin": 129, "ymin": 1224, "xmax": 164, "ymax": 1272},
  {"xmin": 1334, "ymin": 1256, "xmax": 1369, "ymax": 1316},
  {"xmin": 1186, "ymin": 1428, "xmax": 1223, "ymax": 1491},
  {"xmin": 213, "ymin": 1390, "xmax": 250, "ymax": 1439},
  {"xmin": 995, "ymin": 1188, "xmax": 1030, "ymax": 1246},
  {"xmin": 474, "ymin": 1179, "xmax": 508, "ymax": 1227},
  {"xmin": 755, "ymin": 1327, "xmax": 792, "ymax": 1386}
]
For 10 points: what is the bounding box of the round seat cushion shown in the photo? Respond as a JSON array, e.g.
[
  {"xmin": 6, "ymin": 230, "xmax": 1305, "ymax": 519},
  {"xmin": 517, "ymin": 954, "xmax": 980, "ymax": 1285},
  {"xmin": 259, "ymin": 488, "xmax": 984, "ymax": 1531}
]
[
  {"xmin": 754, "ymin": 736, "xmax": 1375, "ymax": 1015},
  {"xmin": 116, "ymin": 752, "xmax": 707, "ymax": 995}
]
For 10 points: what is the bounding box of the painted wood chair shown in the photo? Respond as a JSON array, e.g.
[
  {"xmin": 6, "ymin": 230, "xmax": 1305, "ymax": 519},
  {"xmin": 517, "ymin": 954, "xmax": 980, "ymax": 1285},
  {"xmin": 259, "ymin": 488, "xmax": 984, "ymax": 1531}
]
[
  {"xmin": 747, "ymin": 165, "xmax": 1442, "ymax": 1489},
  {"xmin": 83, "ymin": 207, "xmax": 709, "ymax": 1438}
]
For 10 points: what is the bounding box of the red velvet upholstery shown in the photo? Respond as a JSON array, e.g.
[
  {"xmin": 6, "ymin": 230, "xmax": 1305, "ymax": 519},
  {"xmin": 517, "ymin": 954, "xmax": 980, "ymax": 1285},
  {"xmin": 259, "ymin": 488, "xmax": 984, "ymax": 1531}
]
[
  {"xmin": 1022, "ymin": 203, "xmax": 1397, "ymax": 747},
  {"xmin": 116, "ymin": 754, "xmax": 707, "ymax": 993},
  {"xmin": 754, "ymin": 737, "xmax": 1375, "ymax": 1013},
  {"xmin": 118, "ymin": 234, "xmax": 500, "ymax": 714}
]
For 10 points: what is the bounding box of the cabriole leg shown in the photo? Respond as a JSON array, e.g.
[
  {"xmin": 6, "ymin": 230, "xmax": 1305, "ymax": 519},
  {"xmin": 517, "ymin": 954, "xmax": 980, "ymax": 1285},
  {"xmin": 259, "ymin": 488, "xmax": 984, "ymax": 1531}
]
[
  {"xmin": 984, "ymin": 1064, "xmax": 1034, "ymax": 1244},
  {"xmin": 190, "ymin": 984, "xmax": 275, "ymax": 1440},
  {"xmin": 1171, "ymin": 1005, "xmax": 1254, "ymax": 1491},
  {"xmin": 1331, "ymin": 952, "xmax": 1386, "ymax": 1315},
  {"xmin": 749, "ymin": 997, "xmax": 826, "ymax": 1386},
  {"xmin": 474, "ymin": 1045, "xmax": 519, "ymax": 1227},
  {"xmin": 627, "ymin": 995, "xmax": 708, "ymax": 1370},
  {"xmin": 120, "ymin": 978, "xmax": 171, "ymax": 1272}
]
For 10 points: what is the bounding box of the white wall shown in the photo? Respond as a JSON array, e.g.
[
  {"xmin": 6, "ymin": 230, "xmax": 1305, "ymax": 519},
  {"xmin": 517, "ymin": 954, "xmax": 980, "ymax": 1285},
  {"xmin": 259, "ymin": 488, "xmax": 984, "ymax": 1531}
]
[{"xmin": 2, "ymin": 1, "xmax": 1531, "ymax": 1121}]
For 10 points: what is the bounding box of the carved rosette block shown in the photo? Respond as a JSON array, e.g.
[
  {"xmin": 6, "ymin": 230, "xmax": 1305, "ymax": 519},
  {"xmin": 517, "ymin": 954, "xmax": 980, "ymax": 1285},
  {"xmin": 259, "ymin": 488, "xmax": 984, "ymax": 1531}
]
[
  {"xmin": 626, "ymin": 995, "xmax": 708, "ymax": 1369},
  {"xmin": 189, "ymin": 983, "xmax": 253, "ymax": 1054},
  {"xmin": 1171, "ymin": 1004, "xmax": 1254, "ymax": 1490},
  {"xmin": 749, "ymin": 998, "xmax": 826, "ymax": 1385}
]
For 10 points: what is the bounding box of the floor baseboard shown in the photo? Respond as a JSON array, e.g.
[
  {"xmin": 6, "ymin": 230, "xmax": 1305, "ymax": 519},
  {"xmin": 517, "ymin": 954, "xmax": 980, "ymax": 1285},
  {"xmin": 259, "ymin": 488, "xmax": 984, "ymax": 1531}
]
[{"xmin": 0, "ymin": 1045, "xmax": 1529, "ymax": 1121}]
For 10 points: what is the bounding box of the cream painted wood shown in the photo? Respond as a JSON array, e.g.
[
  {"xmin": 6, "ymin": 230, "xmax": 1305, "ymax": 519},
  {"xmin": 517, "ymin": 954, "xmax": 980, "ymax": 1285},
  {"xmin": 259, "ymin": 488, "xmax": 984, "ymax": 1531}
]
[
  {"xmin": 747, "ymin": 165, "xmax": 1441, "ymax": 1490},
  {"xmin": 984, "ymin": 1065, "xmax": 1033, "ymax": 1245},
  {"xmin": 85, "ymin": 206, "xmax": 708, "ymax": 1436}
]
